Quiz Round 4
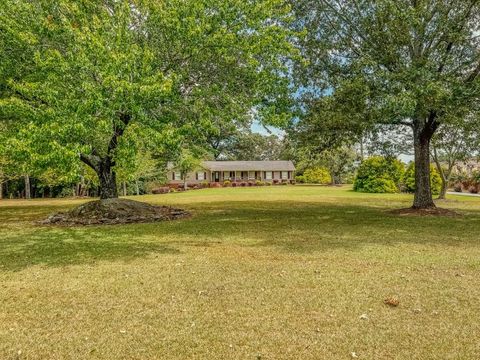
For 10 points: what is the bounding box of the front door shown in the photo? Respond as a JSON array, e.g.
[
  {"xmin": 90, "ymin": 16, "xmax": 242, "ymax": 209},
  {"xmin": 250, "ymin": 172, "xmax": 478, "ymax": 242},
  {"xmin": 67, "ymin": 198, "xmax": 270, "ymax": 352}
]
[{"xmin": 213, "ymin": 171, "xmax": 220, "ymax": 182}]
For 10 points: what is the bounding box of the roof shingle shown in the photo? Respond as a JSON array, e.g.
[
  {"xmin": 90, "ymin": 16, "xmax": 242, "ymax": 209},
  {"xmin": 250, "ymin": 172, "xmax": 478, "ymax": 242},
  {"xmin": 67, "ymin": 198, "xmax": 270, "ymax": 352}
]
[{"xmin": 201, "ymin": 160, "xmax": 295, "ymax": 171}]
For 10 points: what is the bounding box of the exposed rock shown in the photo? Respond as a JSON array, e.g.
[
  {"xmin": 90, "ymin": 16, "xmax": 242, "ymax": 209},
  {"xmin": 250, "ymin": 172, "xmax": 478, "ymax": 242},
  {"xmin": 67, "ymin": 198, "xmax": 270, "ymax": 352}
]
[{"xmin": 39, "ymin": 198, "xmax": 190, "ymax": 226}]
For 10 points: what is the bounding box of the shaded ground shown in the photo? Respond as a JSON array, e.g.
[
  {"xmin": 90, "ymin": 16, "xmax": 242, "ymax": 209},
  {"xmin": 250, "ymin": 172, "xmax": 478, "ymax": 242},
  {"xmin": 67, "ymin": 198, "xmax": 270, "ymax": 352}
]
[{"xmin": 0, "ymin": 186, "xmax": 479, "ymax": 359}]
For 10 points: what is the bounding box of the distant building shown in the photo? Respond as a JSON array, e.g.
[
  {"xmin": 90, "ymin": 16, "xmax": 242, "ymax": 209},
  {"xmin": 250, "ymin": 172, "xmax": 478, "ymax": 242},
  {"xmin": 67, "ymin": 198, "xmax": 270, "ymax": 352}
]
[{"xmin": 167, "ymin": 160, "xmax": 296, "ymax": 185}]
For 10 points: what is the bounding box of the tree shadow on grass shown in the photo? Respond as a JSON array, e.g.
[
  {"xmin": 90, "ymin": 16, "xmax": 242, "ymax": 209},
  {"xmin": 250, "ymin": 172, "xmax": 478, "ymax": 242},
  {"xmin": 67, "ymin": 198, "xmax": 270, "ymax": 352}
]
[
  {"xmin": 0, "ymin": 226, "xmax": 180, "ymax": 272},
  {"xmin": 1, "ymin": 199, "xmax": 480, "ymax": 271},
  {"xmin": 154, "ymin": 200, "xmax": 480, "ymax": 253}
]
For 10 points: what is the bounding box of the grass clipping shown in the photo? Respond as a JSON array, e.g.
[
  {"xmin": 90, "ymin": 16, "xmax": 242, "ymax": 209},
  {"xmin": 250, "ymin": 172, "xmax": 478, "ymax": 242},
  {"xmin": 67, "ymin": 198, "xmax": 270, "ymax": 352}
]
[{"xmin": 40, "ymin": 198, "xmax": 190, "ymax": 226}]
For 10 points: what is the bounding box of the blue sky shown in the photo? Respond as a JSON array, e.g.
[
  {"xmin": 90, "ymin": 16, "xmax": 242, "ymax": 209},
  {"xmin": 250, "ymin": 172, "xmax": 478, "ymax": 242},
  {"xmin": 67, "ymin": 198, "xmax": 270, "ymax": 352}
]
[{"xmin": 250, "ymin": 121, "xmax": 284, "ymax": 137}]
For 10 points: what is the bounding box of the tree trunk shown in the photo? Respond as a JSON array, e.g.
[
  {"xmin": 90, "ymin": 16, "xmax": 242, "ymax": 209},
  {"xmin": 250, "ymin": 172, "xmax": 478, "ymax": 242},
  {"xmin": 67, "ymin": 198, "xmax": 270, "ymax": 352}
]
[
  {"xmin": 0, "ymin": 178, "xmax": 3, "ymax": 200},
  {"xmin": 24, "ymin": 175, "xmax": 31, "ymax": 200},
  {"xmin": 412, "ymin": 120, "xmax": 436, "ymax": 209},
  {"xmin": 432, "ymin": 146, "xmax": 448, "ymax": 200},
  {"xmin": 135, "ymin": 181, "xmax": 140, "ymax": 196},
  {"xmin": 123, "ymin": 181, "xmax": 127, "ymax": 196},
  {"xmin": 79, "ymin": 114, "xmax": 130, "ymax": 200},
  {"xmin": 98, "ymin": 158, "xmax": 118, "ymax": 199}
]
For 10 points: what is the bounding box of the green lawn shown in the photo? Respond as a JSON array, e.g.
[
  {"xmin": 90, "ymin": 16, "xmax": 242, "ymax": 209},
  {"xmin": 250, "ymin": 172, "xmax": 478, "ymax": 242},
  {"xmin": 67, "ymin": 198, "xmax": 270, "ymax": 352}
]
[{"xmin": 1, "ymin": 186, "xmax": 480, "ymax": 359}]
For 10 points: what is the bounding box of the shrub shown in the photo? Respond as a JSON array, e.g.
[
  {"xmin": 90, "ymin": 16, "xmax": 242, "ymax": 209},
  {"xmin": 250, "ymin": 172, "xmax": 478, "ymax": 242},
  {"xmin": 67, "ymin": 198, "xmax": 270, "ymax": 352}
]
[
  {"xmin": 273, "ymin": 179, "xmax": 279, "ymax": 185},
  {"xmin": 302, "ymin": 167, "xmax": 332, "ymax": 184},
  {"xmin": 201, "ymin": 181, "xmax": 209, "ymax": 188},
  {"xmin": 353, "ymin": 156, "xmax": 404, "ymax": 193},
  {"xmin": 223, "ymin": 180, "xmax": 231, "ymax": 187},
  {"xmin": 290, "ymin": 180, "xmax": 296, "ymax": 185},
  {"xmin": 231, "ymin": 182, "xmax": 237, "ymax": 187},
  {"xmin": 240, "ymin": 182, "xmax": 247, "ymax": 187},
  {"xmin": 453, "ymin": 183, "xmax": 463, "ymax": 193},
  {"xmin": 281, "ymin": 180, "xmax": 288, "ymax": 185},
  {"xmin": 265, "ymin": 181, "xmax": 272, "ymax": 186},
  {"xmin": 361, "ymin": 178, "xmax": 398, "ymax": 193},
  {"xmin": 295, "ymin": 175, "xmax": 305, "ymax": 183},
  {"xmin": 402, "ymin": 162, "xmax": 442, "ymax": 195},
  {"xmin": 248, "ymin": 181, "xmax": 254, "ymax": 186},
  {"xmin": 152, "ymin": 187, "xmax": 170, "ymax": 194},
  {"xmin": 468, "ymin": 185, "xmax": 479, "ymax": 194},
  {"xmin": 210, "ymin": 182, "xmax": 222, "ymax": 188},
  {"xmin": 255, "ymin": 180, "xmax": 265, "ymax": 186}
]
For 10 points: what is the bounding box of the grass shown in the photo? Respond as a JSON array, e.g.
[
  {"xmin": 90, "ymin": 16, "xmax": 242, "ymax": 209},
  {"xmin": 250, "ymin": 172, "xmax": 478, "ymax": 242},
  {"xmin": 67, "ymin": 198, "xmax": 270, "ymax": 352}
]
[{"xmin": 1, "ymin": 185, "xmax": 480, "ymax": 359}]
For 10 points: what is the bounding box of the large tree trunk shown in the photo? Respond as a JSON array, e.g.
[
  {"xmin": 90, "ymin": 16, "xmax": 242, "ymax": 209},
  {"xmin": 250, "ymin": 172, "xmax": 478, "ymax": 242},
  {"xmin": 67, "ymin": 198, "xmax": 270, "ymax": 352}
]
[
  {"xmin": 412, "ymin": 117, "xmax": 437, "ymax": 209},
  {"xmin": 98, "ymin": 158, "xmax": 118, "ymax": 200},
  {"xmin": 24, "ymin": 175, "xmax": 31, "ymax": 200},
  {"xmin": 79, "ymin": 113, "xmax": 131, "ymax": 200},
  {"xmin": 0, "ymin": 178, "xmax": 3, "ymax": 200}
]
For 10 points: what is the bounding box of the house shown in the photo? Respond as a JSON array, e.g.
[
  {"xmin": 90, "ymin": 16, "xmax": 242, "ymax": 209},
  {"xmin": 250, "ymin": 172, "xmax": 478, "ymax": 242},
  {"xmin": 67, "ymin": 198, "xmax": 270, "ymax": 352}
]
[{"xmin": 167, "ymin": 160, "xmax": 296, "ymax": 185}]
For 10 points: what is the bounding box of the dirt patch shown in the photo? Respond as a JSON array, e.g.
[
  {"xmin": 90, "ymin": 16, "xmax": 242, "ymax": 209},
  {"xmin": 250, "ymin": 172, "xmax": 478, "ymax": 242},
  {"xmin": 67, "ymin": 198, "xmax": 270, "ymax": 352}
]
[
  {"xmin": 388, "ymin": 207, "xmax": 459, "ymax": 217},
  {"xmin": 39, "ymin": 198, "xmax": 190, "ymax": 226}
]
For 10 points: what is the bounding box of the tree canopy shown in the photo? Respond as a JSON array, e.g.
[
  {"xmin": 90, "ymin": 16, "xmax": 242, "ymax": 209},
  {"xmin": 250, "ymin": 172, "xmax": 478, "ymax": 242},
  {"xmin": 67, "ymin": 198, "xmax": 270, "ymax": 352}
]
[
  {"xmin": 291, "ymin": 0, "xmax": 480, "ymax": 208},
  {"xmin": 1, "ymin": 0, "xmax": 296, "ymax": 198}
]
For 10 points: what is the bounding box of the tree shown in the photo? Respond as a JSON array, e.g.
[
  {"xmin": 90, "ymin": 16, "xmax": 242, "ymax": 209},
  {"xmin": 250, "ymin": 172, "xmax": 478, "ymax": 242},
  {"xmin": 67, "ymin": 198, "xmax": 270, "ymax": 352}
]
[
  {"xmin": 431, "ymin": 115, "xmax": 480, "ymax": 199},
  {"xmin": 292, "ymin": 0, "xmax": 480, "ymax": 209},
  {"xmin": 174, "ymin": 149, "xmax": 203, "ymax": 190},
  {"xmin": 223, "ymin": 131, "xmax": 287, "ymax": 161},
  {"xmin": 1, "ymin": 0, "xmax": 296, "ymax": 200}
]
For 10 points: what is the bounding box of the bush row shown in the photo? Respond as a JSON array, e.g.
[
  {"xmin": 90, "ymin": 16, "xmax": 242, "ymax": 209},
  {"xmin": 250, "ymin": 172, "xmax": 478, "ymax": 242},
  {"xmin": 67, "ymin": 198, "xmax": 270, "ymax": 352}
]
[
  {"xmin": 152, "ymin": 179, "xmax": 294, "ymax": 193},
  {"xmin": 451, "ymin": 171, "xmax": 480, "ymax": 194}
]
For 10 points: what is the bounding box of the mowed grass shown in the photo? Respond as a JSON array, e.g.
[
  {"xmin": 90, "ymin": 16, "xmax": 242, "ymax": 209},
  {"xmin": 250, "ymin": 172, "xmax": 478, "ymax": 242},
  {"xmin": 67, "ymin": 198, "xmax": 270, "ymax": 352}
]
[{"xmin": 1, "ymin": 186, "xmax": 480, "ymax": 360}]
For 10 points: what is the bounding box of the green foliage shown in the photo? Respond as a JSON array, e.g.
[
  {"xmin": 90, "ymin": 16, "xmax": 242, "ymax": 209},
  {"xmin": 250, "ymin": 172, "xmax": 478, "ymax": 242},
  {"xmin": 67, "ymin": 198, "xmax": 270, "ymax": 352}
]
[
  {"xmin": 0, "ymin": 0, "xmax": 297, "ymax": 197},
  {"xmin": 291, "ymin": 0, "xmax": 480, "ymax": 206},
  {"xmin": 402, "ymin": 163, "xmax": 442, "ymax": 195},
  {"xmin": 354, "ymin": 157, "xmax": 405, "ymax": 193},
  {"xmin": 300, "ymin": 167, "xmax": 332, "ymax": 184}
]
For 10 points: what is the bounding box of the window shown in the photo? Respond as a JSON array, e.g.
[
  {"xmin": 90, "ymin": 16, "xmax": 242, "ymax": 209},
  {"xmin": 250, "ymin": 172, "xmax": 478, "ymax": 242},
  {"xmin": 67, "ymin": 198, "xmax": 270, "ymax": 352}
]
[
  {"xmin": 265, "ymin": 171, "xmax": 272, "ymax": 180},
  {"xmin": 197, "ymin": 172, "xmax": 205, "ymax": 181},
  {"xmin": 281, "ymin": 171, "xmax": 288, "ymax": 180},
  {"xmin": 174, "ymin": 172, "xmax": 181, "ymax": 181},
  {"xmin": 224, "ymin": 171, "xmax": 230, "ymax": 180}
]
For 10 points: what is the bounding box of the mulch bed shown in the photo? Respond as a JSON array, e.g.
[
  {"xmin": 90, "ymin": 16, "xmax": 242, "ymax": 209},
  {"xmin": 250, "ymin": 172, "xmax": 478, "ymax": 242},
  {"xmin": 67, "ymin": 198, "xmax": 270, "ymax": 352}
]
[
  {"xmin": 39, "ymin": 198, "xmax": 190, "ymax": 226},
  {"xmin": 388, "ymin": 207, "xmax": 459, "ymax": 217}
]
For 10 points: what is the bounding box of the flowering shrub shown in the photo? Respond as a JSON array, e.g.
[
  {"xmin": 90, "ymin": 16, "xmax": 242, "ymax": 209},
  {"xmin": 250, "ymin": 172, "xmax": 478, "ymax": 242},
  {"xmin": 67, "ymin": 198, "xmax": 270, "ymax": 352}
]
[
  {"xmin": 231, "ymin": 182, "xmax": 237, "ymax": 187},
  {"xmin": 255, "ymin": 180, "xmax": 265, "ymax": 186},
  {"xmin": 223, "ymin": 180, "xmax": 231, "ymax": 187}
]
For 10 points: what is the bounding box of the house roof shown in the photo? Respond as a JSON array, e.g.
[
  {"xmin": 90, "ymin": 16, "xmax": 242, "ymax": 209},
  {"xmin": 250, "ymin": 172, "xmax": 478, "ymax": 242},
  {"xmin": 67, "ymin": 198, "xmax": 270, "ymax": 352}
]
[{"xmin": 201, "ymin": 160, "xmax": 295, "ymax": 171}]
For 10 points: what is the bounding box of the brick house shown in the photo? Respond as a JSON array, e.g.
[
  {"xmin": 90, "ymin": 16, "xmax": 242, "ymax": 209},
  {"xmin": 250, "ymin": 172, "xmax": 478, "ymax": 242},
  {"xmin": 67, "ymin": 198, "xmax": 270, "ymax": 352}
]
[{"xmin": 167, "ymin": 160, "xmax": 296, "ymax": 185}]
